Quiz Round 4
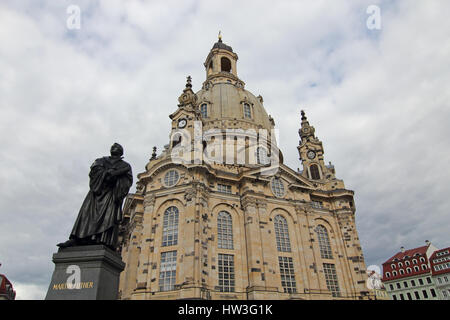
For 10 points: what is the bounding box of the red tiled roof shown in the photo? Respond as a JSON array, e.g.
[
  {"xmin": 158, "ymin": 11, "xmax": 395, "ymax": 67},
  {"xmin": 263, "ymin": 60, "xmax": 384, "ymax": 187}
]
[
  {"xmin": 383, "ymin": 245, "xmax": 428, "ymax": 265},
  {"xmin": 429, "ymin": 247, "xmax": 450, "ymax": 276}
]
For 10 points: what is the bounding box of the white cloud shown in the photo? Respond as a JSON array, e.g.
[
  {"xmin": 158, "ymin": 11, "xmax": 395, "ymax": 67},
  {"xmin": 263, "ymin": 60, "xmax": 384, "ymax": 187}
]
[{"xmin": 13, "ymin": 282, "xmax": 47, "ymax": 300}]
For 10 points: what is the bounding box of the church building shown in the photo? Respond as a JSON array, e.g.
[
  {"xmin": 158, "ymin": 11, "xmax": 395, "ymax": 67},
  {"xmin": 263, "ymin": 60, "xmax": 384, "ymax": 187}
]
[{"xmin": 118, "ymin": 36, "xmax": 369, "ymax": 300}]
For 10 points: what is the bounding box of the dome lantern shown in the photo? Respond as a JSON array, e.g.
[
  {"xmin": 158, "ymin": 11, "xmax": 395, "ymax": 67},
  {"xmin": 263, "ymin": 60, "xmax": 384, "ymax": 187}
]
[{"xmin": 204, "ymin": 33, "xmax": 240, "ymax": 85}]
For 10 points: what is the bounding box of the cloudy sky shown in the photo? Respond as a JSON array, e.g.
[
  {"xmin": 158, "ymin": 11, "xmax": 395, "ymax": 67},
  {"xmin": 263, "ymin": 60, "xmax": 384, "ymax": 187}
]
[{"xmin": 1, "ymin": 0, "xmax": 449, "ymax": 299}]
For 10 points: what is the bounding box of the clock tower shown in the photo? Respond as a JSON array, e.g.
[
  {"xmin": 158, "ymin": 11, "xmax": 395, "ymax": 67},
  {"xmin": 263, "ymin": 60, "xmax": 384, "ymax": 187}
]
[{"xmin": 297, "ymin": 110, "xmax": 345, "ymax": 188}]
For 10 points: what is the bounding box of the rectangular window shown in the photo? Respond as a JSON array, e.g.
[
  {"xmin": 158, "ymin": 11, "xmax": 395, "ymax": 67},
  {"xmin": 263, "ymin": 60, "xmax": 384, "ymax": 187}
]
[
  {"xmin": 427, "ymin": 277, "xmax": 432, "ymax": 284},
  {"xmin": 217, "ymin": 184, "xmax": 232, "ymax": 194},
  {"xmin": 422, "ymin": 290, "xmax": 428, "ymax": 299},
  {"xmin": 396, "ymin": 283, "xmax": 401, "ymax": 289},
  {"xmin": 403, "ymin": 281, "xmax": 408, "ymax": 288},
  {"xmin": 411, "ymin": 280, "xmax": 416, "ymax": 287},
  {"xmin": 392, "ymin": 294, "xmax": 397, "ymax": 300},
  {"xmin": 311, "ymin": 201, "xmax": 323, "ymax": 209},
  {"xmin": 243, "ymin": 103, "xmax": 251, "ymax": 118},
  {"xmin": 430, "ymin": 288, "xmax": 437, "ymax": 298},
  {"xmin": 414, "ymin": 291, "xmax": 420, "ymax": 300},
  {"xmin": 443, "ymin": 290, "xmax": 448, "ymax": 298},
  {"xmin": 438, "ymin": 278, "xmax": 442, "ymax": 284},
  {"xmin": 419, "ymin": 278, "xmax": 424, "ymax": 285},
  {"xmin": 407, "ymin": 292, "xmax": 412, "ymax": 300},
  {"xmin": 159, "ymin": 251, "xmax": 177, "ymax": 292},
  {"xmin": 218, "ymin": 254, "xmax": 235, "ymax": 292},
  {"xmin": 201, "ymin": 104, "xmax": 208, "ymax": 118},
  {"xmin": 400, "ymin": 294, "xmax": 405, "ymax": 300},
  {"xmin": 323, "ymin": 263, "xmax": 341, "ymax": 297},
  {"xmin": 279, "ymin": 256, "xmax": 297, "ymax": 293},
  {"xmin": 389, "ymin": 284, "xmax": 394, "ymax": 290}
]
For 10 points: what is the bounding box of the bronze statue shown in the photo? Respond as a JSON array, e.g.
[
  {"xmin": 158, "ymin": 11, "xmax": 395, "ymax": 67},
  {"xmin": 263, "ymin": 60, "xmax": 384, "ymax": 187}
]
[{"xmin": 57, "ymin": 143, "xmax": 133, "ymax": 250}]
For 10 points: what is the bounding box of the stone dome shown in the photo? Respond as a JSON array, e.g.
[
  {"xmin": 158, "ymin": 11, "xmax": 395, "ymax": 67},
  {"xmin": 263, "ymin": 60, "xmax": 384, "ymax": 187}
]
[{"xmin": 195, "ymin": 82, "xmax": 273, "ymax": 132}]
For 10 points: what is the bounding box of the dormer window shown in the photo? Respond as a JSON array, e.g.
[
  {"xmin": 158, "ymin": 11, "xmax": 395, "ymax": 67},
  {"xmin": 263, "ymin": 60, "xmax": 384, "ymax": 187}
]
[
  {"xmin": 243, "ymin": 103, "xmax": 252, "ymax": 119},
  {"xmin": 201, "ymin": 103, "xmax": 208, "ymax": 118}
]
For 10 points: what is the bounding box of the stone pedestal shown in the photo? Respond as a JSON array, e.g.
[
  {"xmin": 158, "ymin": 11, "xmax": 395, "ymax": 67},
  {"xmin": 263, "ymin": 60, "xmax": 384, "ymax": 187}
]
[{"xmin": 45, "ymin": 245, "xmax": 125, "ymax": 300}]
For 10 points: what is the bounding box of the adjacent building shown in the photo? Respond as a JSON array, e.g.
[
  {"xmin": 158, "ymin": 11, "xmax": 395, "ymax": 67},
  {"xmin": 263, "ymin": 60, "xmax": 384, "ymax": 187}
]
[
  {"xmin": 0, "ymin": 274, "xmax": 16, "ymax": 300},
  {"xmin": 117, "ymin": 37, "xmax": 369, "ymax": 300},
  {"xmin": 429, "ymin": 247, "xmax": 450, "ymax": 300},
  {"xmin": 382, "ymin": 241, "xmax": 439, "ymax": 300}
]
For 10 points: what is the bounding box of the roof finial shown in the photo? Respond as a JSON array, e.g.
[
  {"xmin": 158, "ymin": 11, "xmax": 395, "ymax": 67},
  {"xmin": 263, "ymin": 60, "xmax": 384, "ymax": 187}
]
[
  {"xmin": 301, "ymin": 109, "xmax": 307, "ymax": 121},
  {"xmin": 186, "ymin": 75, "xmax": 192, "ymax": 88},
  {"xmin": 151, "ymin": 146, "xmax": 157, "ymax": 160},
  {"xmin": 218, "ymin": 30, "xmax": 222, "ymax": 42}
]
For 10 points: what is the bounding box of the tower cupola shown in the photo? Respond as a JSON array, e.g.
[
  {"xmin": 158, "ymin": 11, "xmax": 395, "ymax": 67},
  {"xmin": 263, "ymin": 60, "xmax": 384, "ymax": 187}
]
[{"xmin": 203, "ymin": 32, "xmax": 241, "ymax": 86}]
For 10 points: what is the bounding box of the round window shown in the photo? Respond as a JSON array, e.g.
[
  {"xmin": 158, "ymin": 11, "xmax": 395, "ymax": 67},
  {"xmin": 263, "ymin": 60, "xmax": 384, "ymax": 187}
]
[
  {"xmin": 271, "ymin": 177, "xmax": 285, "ymax": 198},
  {"xmin": 164, "ymin": 170, "xmax": 179, "ymax": 187}
]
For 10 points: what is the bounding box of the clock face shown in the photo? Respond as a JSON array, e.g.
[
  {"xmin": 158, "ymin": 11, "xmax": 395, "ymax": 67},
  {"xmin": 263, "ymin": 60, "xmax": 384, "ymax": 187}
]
[
  {"xmin": 307, "ymin": 150, "xmax": 316, "ymax": 159},
  {"xmin": 178, "ymin": 119, "xmax": 187, "ymax": 128}
]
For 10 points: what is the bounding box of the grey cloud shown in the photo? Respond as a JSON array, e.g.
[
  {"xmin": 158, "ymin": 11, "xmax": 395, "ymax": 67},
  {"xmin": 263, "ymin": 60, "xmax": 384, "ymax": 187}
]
[{"xmin": 0, "ymin": 0, "xmax": 449, "ymax": 299}]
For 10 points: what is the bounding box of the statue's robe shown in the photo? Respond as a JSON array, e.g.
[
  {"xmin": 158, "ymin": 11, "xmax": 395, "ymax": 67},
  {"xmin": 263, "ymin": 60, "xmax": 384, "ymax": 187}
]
[{"xmin": 70, "ymin": 156, "xmax": 133, "ymax": 248}]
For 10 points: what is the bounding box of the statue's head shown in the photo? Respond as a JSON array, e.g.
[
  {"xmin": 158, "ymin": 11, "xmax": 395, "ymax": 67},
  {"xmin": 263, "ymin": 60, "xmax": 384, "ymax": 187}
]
[{"xmin": 110, "ymin": 143, "xmax": 124, "ymax": 157}]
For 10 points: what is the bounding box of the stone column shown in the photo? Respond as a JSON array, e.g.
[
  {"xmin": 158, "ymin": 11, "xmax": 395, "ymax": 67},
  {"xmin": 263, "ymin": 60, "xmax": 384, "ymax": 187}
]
[
  {"xmin": 133, "ymin": 192, "xmax": 155, "ymax": 298},
  {"xmin": 242, "ymin": 196, "xmax": 265, "ymax": 299}
]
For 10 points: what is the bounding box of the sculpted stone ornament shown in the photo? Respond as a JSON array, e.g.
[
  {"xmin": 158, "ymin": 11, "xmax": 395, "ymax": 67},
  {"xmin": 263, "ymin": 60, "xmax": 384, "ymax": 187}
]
[{"xmin": 57, "ymin": 143, "xmax": 133, "ymax": 251}]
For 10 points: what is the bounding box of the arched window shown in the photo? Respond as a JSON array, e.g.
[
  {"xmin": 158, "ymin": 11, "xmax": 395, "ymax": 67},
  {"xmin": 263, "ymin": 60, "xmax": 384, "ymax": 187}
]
[
  {"xmin": 200, "ymin": 103, "xmax": 208, "ymax": 118},
  {"xmin": 243, "ymin": 103, "xmax": 252, "ymax": 119},
  {"xmin": 391, "ymin": 264, "xmax": 396, "ymax": 269},
  {"xmin": 421, "ymin": 264, "xmax": 427, "ymax": 270},
  {"xmin": 414, "ymin": 266, "xmax": 419, "ymax": 272},
  {"xmin": 221, "ymin": 57, "xmax": 231, "ymax": 72},
  {"xmin": 393, "ymin": 271, "xmax": 398, "ymax": 276},
  {"xmin": 274, "ymin": 215, "xmax": 291, "ymax": 252},
  {"xmin": 162, "ymin": 206, "xmax": 179, "ymax": 246},
  {"xmin": 405, "ymin": 261, "xmax": 410, "ymax": 266},
  {"xmin": 310, "ymin": 164, "xmax": 320, "ymax": 180},
  {"xmin": 218, "ymin": 211, "xmax": 233, "ymax": 249},
  {"xmin": 399, "ymin": 262, "xmax": 403, "ymax": 267},
  {"xmin": 399, "ymin": 269, "xmax": 405, "ymax": 275},
  {"xmin": 407, "ymin": 268, "xmax": 412, "ymax": 274},
  {"xmin": 315, "ymin": 225, "xmax": 333, "ymax": 259},
  {"xmin": 256, "ymin": 147, "xmax": 269, "ymax": 165},
  {"xmin": 413, "ymin": 259, "xmax": 418, "ymax": 264},
  {"xmin": 385, "ymin": 272, "xmax": 391, "ymax": 278},
  {"xmin": 420, "ymin": 257, "xmax": 425, "ymax": 263}
]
